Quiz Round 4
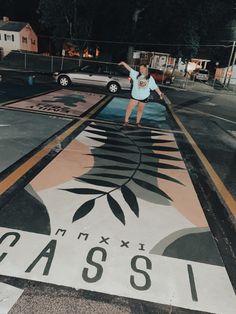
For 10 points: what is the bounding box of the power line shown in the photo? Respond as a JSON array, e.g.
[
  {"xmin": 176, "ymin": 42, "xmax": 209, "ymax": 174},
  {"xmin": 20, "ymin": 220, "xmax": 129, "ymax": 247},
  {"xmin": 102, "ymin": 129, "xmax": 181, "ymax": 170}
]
[{"xmin": 38, "ymin": 34, "xmax": 234, "ymax": 48}]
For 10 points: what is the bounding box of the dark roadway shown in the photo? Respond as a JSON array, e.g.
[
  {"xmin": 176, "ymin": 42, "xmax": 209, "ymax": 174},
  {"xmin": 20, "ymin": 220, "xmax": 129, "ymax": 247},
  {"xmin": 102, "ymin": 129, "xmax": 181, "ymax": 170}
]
[{"xmin": 166, "ymin": 89, "xmax": 236, "ymax": 200}]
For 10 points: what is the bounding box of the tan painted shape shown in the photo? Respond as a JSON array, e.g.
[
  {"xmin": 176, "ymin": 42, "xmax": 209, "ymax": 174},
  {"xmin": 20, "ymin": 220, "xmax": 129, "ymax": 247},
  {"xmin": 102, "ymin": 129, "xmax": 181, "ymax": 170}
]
[
  {"xmin": 31, "ymin": 140, "xmax": 93, "ymax": 191},
  {"xmin": 155, "ymin": 132, "xmax": 208, "ymax": 227}
]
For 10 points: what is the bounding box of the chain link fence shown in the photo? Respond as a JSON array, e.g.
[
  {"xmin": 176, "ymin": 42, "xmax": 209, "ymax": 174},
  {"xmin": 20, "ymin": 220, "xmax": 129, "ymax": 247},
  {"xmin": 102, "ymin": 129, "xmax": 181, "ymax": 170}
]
[{"xmin": 0, "ymin": 40, "xmax": 236, "ymax": 94}]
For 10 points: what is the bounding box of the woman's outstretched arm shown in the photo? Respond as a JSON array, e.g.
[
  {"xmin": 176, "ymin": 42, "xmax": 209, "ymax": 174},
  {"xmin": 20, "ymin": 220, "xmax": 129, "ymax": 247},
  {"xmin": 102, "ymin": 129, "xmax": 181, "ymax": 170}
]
[{"xmin": 119, "ymin": 61, "xmax": 132, "ymax": 72}]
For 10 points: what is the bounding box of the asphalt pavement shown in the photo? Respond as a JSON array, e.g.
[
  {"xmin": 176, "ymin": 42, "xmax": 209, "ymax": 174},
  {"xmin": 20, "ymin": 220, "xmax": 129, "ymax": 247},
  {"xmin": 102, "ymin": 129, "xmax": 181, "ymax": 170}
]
[{"xmin": 0, "ymin": 80, "xmax": 235, "ymax": 314}]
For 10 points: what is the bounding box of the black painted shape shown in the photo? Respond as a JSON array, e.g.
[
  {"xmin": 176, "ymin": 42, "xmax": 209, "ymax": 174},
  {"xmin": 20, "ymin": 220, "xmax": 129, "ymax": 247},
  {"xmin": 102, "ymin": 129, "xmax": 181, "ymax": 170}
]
[
  {"xmin": 66, "ymin": 122, "xmax": 183, "ymax": 223},
  {"xmin": 87, "ymin": 136, "xmax": 132, "ymax": 146},
  {"xmin": 107, "ymin": 194, "xmax": 126, "ymax": 225},
  {"xmin": 143, "ymin": 161, "xmax": 184, "ymax": 170},
  {"xmin": 141, "ymin": 145, "xmax": 179, "ymax": 152},
  {"xmin": 132, "ymin": 178, "xmax": 172, "ymax": 201},
  {"xmin": 87, "ymin": 173, "xmax": 129, "ymax": 179},
  {"xmin": 61, "ymin": 188, "xmax": 104, "ymax": 195},
  {"xmin": 163, "ymin": 232, "xmax": 224, "ymax": 266},
  {"xmin": 125, "ymin": 131, "xmax": 165, "ymax": 137},
  {"xmin": 120, "ymin": 240, "xmax": 129, "ymax": 248},
  {"xmin": 139, "ymin": 168, "xmax": 183, "ymax": 185},
  {"xmin": 89, "ymin": 124, "xmax": 118, "ymax": 133},
  {"xmin": 99, "ymin": 237, "xmax": 109, "ymax": 244},
  {"xmin": 0, "ymin": 232, "xmax": 20, "ymax": 246},
  {"xmin": 0, "ymin": 188, "xmax": 51, "ymax": 235},
  {"xmin": 77, "ymin": 177, "xmax": 118, "ymax": 188},
  {"xmin": 93, "ymin": 145, "xmax": 137, "ymax": 154},
  {"xmin": 73, "ymin": 199, "xmax": 95, "ymax": 222},
  {"xmin": 82, "ymin": 247, "xmax": 107, "ymax": 283},
  {"xmin": 187, "ymin": 264, "xmax": 198, "ymax": 302},
  {"xmin": 130, "ymin": 255, "xmax": 152, "ymax": 291},
  {"xmin": 85, "ymin": 129, "xmax": 124, "ymax": 138},
  {"xmin": 42, "ymin": 94, "xmax": 86, "ymax": 107},
  {"xmin": 134, "ymin": 138, "xmax": 174, "ymax": 144},
  {"xmin": 91, "ymin": 165, "xmax": 134, "ymax": 171},
  {"xmin": 144, "ymin": 152, "xmax": 182, "ymax": 161},
  {"xmin": 121, "ymin": 185, "xmax": 139, "ymax": 217},
  {"xmin": 25, "ymin": 240, "xmax": 57, "ymax": 276},
  {"xmin": 86, "ymin": 153, "xmax": 137, "ymax": 165}
]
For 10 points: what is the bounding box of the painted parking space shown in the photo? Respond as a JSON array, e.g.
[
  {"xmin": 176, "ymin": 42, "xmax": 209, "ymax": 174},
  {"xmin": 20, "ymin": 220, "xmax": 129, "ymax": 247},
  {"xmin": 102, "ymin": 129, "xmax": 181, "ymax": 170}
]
[
  {"xmin": 3, "ymin": 89, "xmax": 105, "ymax": 118},
  {"xmin": 0, "ymin": 109, "xmax": 71, "ymax": 174},
  {"xmin": 0, "ymin": 95, "xmax": 235, "ymax": 313},
  {"xmin": 96, "ymin": 97, "xmax": 170, "ymax": 129}
]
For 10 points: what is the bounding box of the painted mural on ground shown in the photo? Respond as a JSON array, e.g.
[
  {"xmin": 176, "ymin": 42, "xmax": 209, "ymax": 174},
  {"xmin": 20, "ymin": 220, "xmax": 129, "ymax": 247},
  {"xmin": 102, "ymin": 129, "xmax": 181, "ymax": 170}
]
[
  {"xmin": 0, "ymin": 122, "xmax": 235, "ymax": 313},
  {"xmin": 5, "ymin": 89, "xmax": 105, "ymax": 117},
  {"xmin": 96, "ymin": 97, "xmax": 170, "ymax": 129},
  {"xmin": 0, "ymin": 97, "xmax": 235, "ymax": 313}
]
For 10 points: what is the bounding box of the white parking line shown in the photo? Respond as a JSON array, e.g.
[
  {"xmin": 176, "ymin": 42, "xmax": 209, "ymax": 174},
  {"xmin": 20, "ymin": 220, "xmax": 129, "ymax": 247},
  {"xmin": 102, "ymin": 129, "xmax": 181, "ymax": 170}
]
[
  {"xmin": 177, "ymin": 107, "xmax": 236, "ymax": 125},
  {"xmin": 204, "ymin": 102, "xmax": 216, "ymax": 106}
]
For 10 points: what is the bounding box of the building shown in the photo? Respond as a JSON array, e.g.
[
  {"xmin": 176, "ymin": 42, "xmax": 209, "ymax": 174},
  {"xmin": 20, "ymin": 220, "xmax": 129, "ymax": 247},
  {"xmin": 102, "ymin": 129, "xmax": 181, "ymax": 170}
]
[
  {"xmin": 132, "ymin": 51, "xmax": 176, "ymax": 70},
  {"xmin": 0, "ymin": 17, "xmax": 38, "ymax": 58},
  {"xmin": 215, "ymin": 65, "xmax": 236, "ymax": 86},
  {"xmin": 132, "ymin": 51, "xmax": 211, "ymax": 75},
  {"xmin": 177, "ymin": 58, "xmax": 211, "ymax": 73}
]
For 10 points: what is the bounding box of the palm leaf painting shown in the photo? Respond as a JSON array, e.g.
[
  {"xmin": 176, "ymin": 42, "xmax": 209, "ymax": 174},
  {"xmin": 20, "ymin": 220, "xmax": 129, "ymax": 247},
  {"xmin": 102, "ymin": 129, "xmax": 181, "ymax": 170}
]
[{"xmin": 63, "ymin": 123, "xmax": 184, "ymax": 225}]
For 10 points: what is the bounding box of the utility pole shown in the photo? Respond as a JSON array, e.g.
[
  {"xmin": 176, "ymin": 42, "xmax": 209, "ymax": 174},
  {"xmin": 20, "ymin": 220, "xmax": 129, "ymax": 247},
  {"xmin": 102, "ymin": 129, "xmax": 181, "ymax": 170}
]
[{"xmin": 223, "ymin": 40, "xmax": 236, "ymax": 85}]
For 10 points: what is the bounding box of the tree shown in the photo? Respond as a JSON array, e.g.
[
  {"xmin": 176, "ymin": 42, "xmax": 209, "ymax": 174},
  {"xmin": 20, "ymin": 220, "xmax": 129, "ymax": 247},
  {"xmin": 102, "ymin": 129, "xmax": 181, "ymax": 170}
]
[
  {"xmin": 0, "ymin": 0, "xmax": 40, "ymax": 31},
  {"xmin": 38, "ymin": 0, "xmax": 102, "ymax": 54},
  {"xmin": 37, "ymin": 0, "xmax": 235, "ymax": 62}
]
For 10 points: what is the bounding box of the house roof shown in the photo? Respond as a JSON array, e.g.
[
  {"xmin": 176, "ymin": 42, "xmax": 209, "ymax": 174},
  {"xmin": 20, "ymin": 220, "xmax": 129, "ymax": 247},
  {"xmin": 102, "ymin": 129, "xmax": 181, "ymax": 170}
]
[{"xmin": 0, "ymin": 21, "xmax": 28, "ymax": 32}]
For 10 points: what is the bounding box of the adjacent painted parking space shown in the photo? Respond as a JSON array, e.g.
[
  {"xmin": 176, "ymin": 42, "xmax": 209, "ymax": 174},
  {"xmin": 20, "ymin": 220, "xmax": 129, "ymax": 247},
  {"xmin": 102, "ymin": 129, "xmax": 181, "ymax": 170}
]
[
  {"xmin": 4, "ymin": 89, "xmax": 105, "ymax": 118},
  {"xmin": 0, "ymin": 110, "xmax": 71, "ymax": 174}
]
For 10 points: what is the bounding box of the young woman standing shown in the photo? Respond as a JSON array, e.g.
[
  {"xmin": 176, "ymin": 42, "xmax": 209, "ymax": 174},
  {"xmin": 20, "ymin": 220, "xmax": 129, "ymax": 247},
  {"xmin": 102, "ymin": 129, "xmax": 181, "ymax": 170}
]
[{"xmin": 119, "ymin": 61, "xmax": 164, "ymax": 127}]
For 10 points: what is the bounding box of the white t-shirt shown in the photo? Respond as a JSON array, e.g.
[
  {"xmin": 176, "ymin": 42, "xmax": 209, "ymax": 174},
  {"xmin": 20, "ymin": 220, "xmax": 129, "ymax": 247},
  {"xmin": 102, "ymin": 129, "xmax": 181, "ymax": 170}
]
[{"xmin": 130, "ymin": 69, "xmax": 158, "ymax": 100}]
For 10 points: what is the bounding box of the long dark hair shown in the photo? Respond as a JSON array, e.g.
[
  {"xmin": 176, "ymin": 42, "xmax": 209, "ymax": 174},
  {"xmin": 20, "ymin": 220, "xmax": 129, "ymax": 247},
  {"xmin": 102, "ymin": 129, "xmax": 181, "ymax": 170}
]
[{"xmin": 137, "ymin": 64, "xmax": 151, "ymax": 80}]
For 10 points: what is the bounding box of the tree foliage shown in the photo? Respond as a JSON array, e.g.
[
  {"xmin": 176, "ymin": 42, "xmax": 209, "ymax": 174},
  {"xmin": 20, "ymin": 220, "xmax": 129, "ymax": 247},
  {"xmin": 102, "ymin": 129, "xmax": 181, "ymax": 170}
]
[{"xmin": 1, "ymin": 0, "xmax": 235, "ymax": 61}]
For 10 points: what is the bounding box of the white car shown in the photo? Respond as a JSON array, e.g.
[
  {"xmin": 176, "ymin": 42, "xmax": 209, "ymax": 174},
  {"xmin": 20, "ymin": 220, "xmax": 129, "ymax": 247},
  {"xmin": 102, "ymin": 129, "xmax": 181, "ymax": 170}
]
[
  {"xmin": 54, "ymin": 63, "xmax": 131, "ymax": 93},
  {"xmin": 193, "ymin": 69, "xmax": 209, "ymax": 82}
]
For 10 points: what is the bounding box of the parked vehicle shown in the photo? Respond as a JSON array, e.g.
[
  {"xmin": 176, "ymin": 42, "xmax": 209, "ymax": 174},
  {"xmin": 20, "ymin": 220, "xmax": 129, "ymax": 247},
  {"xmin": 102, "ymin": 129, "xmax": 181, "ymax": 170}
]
[
  {"xmin": 192, "ymin": 69, "xmax": 209, "ymax": 82},
  {"xmin": 149, "ymin": 69, "xmax": 175, "ymax": 85},
  {"xmin": 54, "ymin": 63, "xmax": 131, "ymax": 93}
]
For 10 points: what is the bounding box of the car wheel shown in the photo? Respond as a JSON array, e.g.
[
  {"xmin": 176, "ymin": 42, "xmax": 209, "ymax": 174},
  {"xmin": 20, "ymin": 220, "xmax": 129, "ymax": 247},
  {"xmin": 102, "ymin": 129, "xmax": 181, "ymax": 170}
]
[
  {"xmin": 107, "ymin": 82, "xmax": 120, "ymax": 93},
  {"xmin": 58, "ymin": 75, "xmax": 71, "ymax": 87}
]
